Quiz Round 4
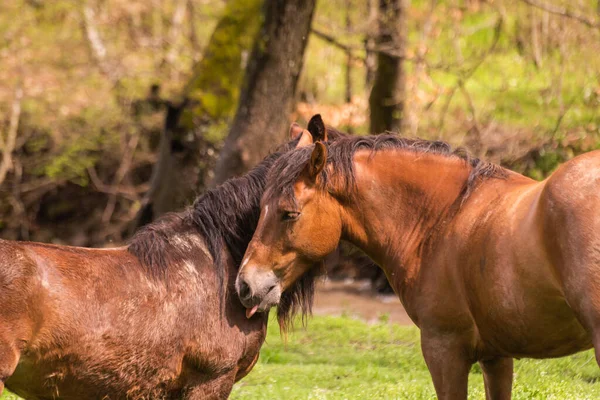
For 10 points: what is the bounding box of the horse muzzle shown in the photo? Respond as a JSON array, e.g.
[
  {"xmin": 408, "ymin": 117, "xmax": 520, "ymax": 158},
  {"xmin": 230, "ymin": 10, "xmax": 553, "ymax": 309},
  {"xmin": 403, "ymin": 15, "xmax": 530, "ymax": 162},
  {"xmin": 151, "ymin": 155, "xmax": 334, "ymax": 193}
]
[{"xmin": 236, "ymin": 268, "xmax": 282, "ymax": 318}]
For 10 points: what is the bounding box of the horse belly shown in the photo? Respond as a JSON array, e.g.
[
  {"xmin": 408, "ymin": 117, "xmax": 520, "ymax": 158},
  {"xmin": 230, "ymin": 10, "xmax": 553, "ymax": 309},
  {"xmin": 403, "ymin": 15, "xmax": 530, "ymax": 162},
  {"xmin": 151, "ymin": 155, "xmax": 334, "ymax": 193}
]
[
  {"xmin": 475, "ymin": 291, "xmax": 592, "ymax": 359},
  {"xmin": 6, "ymin": 358, "xmax": 183, "ymax": 399},
  {"xmin": 467, "ymin": 216, "xmax": 593, "ymax": 357},
  {"xmin": 7, "ymin": 341, "xmax": 185, "ymax": 399}
]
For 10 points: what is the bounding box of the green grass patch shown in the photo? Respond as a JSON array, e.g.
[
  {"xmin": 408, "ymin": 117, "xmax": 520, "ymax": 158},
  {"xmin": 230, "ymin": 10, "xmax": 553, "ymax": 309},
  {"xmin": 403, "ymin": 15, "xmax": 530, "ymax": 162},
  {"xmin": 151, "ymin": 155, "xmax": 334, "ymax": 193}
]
[{"xmin": 231, "ymin": 315, "xmax": 600, "ymax": 399}]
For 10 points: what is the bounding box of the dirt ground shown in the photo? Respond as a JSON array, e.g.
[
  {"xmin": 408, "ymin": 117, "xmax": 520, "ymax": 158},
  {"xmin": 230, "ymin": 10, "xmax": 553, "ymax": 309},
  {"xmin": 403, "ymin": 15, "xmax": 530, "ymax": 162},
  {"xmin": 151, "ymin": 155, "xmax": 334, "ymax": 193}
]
[{"xmin": 313, "ymin": 279, "xmax": 414, "ymax": 325}]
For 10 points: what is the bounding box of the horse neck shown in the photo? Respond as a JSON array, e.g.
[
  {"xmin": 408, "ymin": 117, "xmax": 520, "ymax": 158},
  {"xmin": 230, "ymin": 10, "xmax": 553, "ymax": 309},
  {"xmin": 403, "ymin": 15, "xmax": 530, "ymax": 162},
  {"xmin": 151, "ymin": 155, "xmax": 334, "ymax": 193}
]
[{"xmin": 338, "ymin": 150, "xmax": 472, "ymax": 289}]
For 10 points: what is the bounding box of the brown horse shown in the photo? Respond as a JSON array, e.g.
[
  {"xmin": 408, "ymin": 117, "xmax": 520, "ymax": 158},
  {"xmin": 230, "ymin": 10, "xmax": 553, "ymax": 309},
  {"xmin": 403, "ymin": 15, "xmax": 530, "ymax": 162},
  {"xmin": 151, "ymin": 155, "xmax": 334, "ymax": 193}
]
[
  {"xmin": 237, "ymin": 122, "xmax": 600, "ymax": 399},
  {"xmin": 0, "ymin": 117, "xmax": 333, "ymax": 400}
]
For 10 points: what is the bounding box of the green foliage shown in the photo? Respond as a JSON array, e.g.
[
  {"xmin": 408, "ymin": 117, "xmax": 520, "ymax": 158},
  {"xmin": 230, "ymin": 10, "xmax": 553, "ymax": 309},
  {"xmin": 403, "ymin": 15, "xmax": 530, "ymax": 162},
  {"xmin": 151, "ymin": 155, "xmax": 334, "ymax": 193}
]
[
  {"xmin": 203, "ymin": 120, "xmax": 230, "ymax": 145},
  {"xmin": 303, "ymin": 0, "xmax": 600, "ymax": 144},
  {"xmin": 39, "ymin": 106, "xmax": 122, "ymax": 185},
  {"xmin": 43, "ymin": 140, "xmax": 100, "ymax": 186}
]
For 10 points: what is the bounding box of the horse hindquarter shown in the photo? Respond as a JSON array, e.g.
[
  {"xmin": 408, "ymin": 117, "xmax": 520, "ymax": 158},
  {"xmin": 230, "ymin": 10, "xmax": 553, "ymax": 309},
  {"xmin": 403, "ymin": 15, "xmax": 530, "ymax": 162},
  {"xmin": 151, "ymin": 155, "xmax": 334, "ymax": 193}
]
[{"xmin": 540, "ymin": 151, "xmax": 600, "ymax": 353}]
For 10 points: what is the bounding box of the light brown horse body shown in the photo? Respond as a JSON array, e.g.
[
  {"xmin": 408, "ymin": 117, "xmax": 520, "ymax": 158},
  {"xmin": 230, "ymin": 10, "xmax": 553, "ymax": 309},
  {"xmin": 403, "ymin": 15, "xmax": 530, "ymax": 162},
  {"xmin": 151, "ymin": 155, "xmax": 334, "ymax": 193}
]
[
  {"xmin": 0, "ymin": 118, "xmax": 332, "ymax": 400},
  {"xmin": 237, "ymin": 130, "xmax": 600, "ymax": 399}
]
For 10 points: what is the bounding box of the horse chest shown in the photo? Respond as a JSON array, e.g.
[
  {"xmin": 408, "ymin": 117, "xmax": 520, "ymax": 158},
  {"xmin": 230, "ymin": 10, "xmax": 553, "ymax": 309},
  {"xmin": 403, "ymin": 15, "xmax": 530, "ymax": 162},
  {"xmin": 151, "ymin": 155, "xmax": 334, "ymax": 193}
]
[{"xmin": 181, "ymin": 310, "xmax": 267, "ymax": 379}]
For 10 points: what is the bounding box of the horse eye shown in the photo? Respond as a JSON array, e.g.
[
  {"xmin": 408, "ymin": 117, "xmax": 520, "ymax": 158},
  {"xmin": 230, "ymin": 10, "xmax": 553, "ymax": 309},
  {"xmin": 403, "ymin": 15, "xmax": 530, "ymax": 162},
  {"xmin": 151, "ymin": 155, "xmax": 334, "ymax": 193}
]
[{"xmin": 282, "ymin": 211, "xmax": 300, "ymax": 221}]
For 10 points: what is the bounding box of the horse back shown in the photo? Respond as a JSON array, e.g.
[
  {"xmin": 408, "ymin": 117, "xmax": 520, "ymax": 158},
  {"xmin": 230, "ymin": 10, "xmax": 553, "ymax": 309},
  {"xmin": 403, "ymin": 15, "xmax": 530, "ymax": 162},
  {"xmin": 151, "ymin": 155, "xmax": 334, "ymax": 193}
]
[{"xmin": 0, "ymin": 240, "xmax": 137, "ymax": 344}]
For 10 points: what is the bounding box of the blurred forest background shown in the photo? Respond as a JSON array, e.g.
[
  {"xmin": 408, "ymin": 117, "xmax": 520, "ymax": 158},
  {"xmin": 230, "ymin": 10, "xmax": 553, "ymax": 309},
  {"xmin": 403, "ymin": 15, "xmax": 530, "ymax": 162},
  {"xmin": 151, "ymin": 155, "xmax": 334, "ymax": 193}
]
[{"xmin": 0, "ymin": 0, "xmax": 599, "ymax": 250}]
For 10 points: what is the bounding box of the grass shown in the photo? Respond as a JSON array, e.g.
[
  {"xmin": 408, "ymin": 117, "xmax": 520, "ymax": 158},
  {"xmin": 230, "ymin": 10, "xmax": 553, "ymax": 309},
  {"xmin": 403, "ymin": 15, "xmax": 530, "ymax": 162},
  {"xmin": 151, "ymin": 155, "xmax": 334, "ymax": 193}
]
[
  {"xmin": 2, "ymin": 313, "xmax": 599, "ymax": 399},
  {"xmin": 230, "ymin": 314, "xmax": 600, "ymax": 399}
]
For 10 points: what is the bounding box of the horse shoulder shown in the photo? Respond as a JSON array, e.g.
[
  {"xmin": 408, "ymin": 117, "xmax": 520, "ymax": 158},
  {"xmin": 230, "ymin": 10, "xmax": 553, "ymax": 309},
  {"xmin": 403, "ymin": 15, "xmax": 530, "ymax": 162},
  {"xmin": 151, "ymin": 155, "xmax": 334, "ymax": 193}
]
[
  {"xmin": 0, "ymin": 240, "xmax": 40, "ymax": 332},
  {"xmin": 0, "ymin": 240, "xmax": 38, "ymax": 285},
  {"xmin": 180, "ymin": 266, "xmax": 267, "ymax": 385}
]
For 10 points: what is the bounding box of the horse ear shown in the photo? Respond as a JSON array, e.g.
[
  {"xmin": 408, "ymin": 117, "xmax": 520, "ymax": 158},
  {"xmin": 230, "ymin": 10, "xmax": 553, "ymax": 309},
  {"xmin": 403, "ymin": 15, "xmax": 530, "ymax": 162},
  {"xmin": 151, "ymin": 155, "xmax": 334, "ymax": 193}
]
[
  {"xmin": 308, "ymin": 142, "xmax": 328, "ymax": 179},
  {"xmin": 289, "ymin": 122, "xmax": 304, "ymax": 140},
  {"xmin": 307, "ymin": 114, "xmax": 328, "ymax": 142},
  {"xmin": 297, "ymin": 129, "xmax": 314, "ymax": 147}
]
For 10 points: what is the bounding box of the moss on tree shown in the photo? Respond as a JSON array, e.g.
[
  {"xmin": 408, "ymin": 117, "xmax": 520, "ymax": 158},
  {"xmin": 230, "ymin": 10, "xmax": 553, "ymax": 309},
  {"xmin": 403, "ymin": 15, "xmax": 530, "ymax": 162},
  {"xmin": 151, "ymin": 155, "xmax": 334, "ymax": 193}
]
[{"xmin": 180, "ymin": 0, "xmax": 263, "ymax": 134}]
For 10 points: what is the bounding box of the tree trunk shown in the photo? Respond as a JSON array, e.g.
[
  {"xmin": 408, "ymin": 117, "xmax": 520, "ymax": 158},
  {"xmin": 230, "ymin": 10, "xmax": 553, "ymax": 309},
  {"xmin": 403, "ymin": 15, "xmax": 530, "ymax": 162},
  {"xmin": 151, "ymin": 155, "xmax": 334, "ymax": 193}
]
[
  {"xmin": 211, "ymin": 0, "xmax": 316, "ymax": 185},
  {"xmin": 129, "ymin": 0, "xmax": 263, "ymax": 232},
  {"xmin": 366, "ymin": 0, "xmax": 407, "ymax": 293},
  {"xmin": 368, "ymin": 0, "xmax": 407, "ymax": 134}
]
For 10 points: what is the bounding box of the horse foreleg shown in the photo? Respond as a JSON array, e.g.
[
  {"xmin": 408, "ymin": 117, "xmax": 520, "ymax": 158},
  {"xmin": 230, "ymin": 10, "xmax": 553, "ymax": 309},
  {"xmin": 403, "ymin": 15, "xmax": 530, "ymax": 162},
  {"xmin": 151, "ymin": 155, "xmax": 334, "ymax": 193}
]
[
  {"xmin": 479, "ymin": 357, "xmax": 513, "ymax": 400},
  {"xmin": 421, "ymin": 333, "xmax": 472, "ymax": 400},
  {"xmin": 183, "ymin": 370, "xmax": 237, "ymax": 400}
]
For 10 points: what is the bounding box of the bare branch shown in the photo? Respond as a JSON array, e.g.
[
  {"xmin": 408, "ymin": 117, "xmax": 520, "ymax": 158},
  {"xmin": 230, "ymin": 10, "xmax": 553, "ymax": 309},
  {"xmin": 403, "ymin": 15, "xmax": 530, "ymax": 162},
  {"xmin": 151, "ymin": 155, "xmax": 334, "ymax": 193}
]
[
  {"xmin": 0, "ymin": 87, "xmax": 23, "ymax": 186},
  {"xmin": 311, "ymin": 28, "xmax": 366, "ymax": 62},
  {"xmin": 102, "ymin": 133, "xmax": 140, "ymax": 222},
  {"xmin": 83, "ymin": 5, "xmax": 106, "ymax": 60},
  {"xmin": 530, "ymin": 6, "xmax": 543, "ymax": 68},
  {"xmin": 519, "ymin": 0, "xmax": 599, "ymax": 29},
  {"xmin": 165, "ymin": 0, "xmax": 188, "ymax": 70},
  {"xmin": 458, "ymin": 83, "xmax": 483, "ymax": 153},
  {"xmin": 187, "ymin": 0, "xmax": 200, "ymax": 60},
  {"xmin": 311, "ymin": 28, "xmax": 407, "ymax": 62},
  {"xmin": 406, "ymin": 0, "xmax": 437, "ymax": 135},
  {"xmin": 437, "ymin": 14, "xmax": 503, "ymax": 133},
  {"xmin": 82, "ymin": 2, "xmax": 121, "ymax": 84},
  {"xmin": 9, "ymin": 158, "xmax": 29, "ymax": 240},
  {"xmin": 87, "ymin": 165, "xmax": 147, "ymax": 203}
]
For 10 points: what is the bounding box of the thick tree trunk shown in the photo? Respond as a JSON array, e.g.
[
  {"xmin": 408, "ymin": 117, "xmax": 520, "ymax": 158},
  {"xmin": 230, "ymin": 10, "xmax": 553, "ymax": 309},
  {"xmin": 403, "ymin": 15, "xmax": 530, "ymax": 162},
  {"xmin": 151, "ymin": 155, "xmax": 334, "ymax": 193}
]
[
  {"xmin": 366, "ymin": 0, "xmax": 407, "ymax": 293},
  {"xmin": 129, "ymin": 0, "xmax": 262, "ymax": 232},
  {"xmin": 368, "ymin": 0, "xmax": 407, "ymax": 134},
  {"xmin": 211, "ymin": 0, "xmax": 316, "ymax": 185}
]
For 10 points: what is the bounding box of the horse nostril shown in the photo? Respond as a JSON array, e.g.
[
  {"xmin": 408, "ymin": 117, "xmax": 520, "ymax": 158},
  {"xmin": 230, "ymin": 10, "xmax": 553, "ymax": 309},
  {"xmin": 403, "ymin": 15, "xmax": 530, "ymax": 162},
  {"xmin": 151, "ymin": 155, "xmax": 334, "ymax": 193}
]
[{"xmin": 238, "ymin": 279, "xmax": 251, "ymax": 301}]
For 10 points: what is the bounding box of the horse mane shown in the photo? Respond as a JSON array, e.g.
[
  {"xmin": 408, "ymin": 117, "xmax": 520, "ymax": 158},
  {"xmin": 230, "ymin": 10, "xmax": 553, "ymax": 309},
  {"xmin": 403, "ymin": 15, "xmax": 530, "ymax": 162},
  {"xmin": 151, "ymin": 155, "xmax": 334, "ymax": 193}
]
[
  {"xmin": 265, "ymin": 134, "xmax": 507, "ymax": 207},
  {"xmin": 128, "ymin": 127, "xmax": 348, "ymax": 327},
  {"xmin": 128, "ymin": 148, "xmax": 287, "ymax": 295},
  {"xmin": 126, "ymin": 212, "xmax": 193, "ymax": 279}
]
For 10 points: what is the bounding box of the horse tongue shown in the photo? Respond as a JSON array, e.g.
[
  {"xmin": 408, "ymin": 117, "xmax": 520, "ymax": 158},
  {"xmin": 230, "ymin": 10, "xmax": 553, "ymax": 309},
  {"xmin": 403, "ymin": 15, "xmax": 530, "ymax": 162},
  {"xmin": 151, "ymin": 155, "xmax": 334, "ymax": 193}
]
[{"xmin": 246, "ymin": 305, "xmax": 259, "ymax": 319}]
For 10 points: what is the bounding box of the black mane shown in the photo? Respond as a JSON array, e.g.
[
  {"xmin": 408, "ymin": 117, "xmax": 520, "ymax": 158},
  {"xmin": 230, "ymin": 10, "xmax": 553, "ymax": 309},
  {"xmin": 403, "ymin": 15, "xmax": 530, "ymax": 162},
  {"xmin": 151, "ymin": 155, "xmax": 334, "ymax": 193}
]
[
  {"xmin": 265, "ymin": 134, "xmax": 506, "ymax": 206},
  {"xmin": 128, "ymin": 148, "xmax": 285, "ymax": 285}
]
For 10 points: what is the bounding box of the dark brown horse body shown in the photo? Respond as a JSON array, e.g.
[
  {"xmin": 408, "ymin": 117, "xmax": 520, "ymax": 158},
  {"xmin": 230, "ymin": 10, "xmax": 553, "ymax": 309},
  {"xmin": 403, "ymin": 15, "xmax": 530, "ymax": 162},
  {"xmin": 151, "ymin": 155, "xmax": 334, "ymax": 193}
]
[
  {"xmin": 2, "ymin": 237, "xmax": 265, "ymax": 399},
  {"xmin": 237, "ymin": 125, "xmax": 600, "ymax": 399},
  {"xmin": 0, "ymin": 119, "xmax": 332, "ymax": 400}
]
